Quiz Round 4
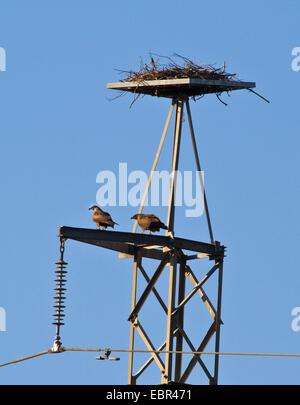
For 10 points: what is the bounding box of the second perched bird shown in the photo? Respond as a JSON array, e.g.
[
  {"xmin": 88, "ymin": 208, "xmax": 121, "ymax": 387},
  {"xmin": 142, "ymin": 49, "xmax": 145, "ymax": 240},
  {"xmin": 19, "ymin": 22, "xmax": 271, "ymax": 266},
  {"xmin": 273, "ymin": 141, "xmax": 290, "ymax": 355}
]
[
  {"xmin": 89, "ymin": 205, "xmax": 118, "ymax": 230},
  {"xmin": 131, "ymin": 213, "xmax": 168, "ymax": 234}
]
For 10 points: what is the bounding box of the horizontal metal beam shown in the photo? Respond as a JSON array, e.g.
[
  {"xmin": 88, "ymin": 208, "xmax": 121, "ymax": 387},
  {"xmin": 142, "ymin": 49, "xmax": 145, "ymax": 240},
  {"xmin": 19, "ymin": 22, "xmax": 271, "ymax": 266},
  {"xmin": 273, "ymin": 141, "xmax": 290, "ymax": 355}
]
[
  {"xmin": 58, "ymin": 226, "xmax": 223, "ymax": 257},
  {"xmin": 65, "ymin": 237, "xmax": 164, "ymax": 261}
]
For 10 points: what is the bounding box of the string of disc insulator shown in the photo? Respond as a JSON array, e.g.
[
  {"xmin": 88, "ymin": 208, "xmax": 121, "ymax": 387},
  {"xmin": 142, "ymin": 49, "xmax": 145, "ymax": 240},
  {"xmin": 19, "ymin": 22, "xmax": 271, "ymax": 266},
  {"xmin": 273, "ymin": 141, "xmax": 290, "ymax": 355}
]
[
  {"xmin": 52, "ymin": 238, "xmax": 68, "ymax": 348},
  {"xmin": 52, "ymin": 263, "xmax": 67, "ymax": 327}
]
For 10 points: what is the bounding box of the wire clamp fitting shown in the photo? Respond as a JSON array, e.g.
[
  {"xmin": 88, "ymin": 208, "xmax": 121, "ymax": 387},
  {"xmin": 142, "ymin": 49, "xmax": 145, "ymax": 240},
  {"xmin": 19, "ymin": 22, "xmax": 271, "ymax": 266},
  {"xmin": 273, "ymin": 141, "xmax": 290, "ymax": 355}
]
[{"xmin": 95, "ymin": 349, "xmax": 120, "ymax": 361}]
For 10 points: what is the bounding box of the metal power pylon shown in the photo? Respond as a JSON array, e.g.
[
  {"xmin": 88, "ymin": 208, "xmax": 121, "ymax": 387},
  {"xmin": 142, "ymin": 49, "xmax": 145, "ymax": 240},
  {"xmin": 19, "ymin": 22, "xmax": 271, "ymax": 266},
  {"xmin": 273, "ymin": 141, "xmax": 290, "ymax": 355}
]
[{"xmin": 58, "ymin": 75, "xmax": 256, "ymax": 384}]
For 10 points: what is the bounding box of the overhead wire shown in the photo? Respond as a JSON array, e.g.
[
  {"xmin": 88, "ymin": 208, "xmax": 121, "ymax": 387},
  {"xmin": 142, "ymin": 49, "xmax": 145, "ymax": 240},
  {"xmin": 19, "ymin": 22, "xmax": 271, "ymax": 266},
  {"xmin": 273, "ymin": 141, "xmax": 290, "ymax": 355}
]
[
  {"xmin": 1, "ymin": 347, "xmax": 300, "ymax": 368},
  {"xmin": 62, "ymin": 347, "xmax": 300, "ymax": 358},
  {"xmin": 0, "ymin": 350, "xmax": 51, "ymax": 368}
]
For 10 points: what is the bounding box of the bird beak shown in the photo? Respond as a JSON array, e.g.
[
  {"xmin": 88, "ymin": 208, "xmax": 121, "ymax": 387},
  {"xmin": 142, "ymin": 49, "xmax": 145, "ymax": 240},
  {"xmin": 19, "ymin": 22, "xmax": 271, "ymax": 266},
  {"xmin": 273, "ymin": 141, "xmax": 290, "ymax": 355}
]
[{"xmin": 89, "ymin": 206, "xmax": 93, "ymax": 210}]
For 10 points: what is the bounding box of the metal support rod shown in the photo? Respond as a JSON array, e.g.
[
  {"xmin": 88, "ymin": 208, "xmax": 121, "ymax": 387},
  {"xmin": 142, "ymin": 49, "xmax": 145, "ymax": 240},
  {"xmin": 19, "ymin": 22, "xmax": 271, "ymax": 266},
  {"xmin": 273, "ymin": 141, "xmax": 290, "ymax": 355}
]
[
  {"xmin": 212, "ymin": 259, "xmax": 224, "ymax": 385},
  {"xmin": 128, "ymin": 251, "xmax": 140, "ymax": 384},
  {"xmin": 166, "ymin": 99, "xmax": 183, "ymax": 235},
  {"xmin": 185, "ymin": 99, "xmax": 214, "ymax": 244},
  {"xmin": 174, "ymin": 257, "xmax": 186, "ymax": 381},
  {"xmin": 162, "ymin": 250, "xmax": 178, "ymax": 383},
  {"xmin": 133, "ymin": 101, "xmax": 175, "ymax": 233}
]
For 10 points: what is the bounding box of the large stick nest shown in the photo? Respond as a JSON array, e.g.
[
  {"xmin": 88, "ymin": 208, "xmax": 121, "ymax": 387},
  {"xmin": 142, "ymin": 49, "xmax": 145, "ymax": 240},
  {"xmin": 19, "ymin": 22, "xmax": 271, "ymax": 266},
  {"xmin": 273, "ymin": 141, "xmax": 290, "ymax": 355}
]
[
  {"xmin": 110, "ymin": 54, "xmax": 268, "ymax": 107},
  {"xmin": 120, "ymin": 54, "xmax": 236, "ymax": 82}
]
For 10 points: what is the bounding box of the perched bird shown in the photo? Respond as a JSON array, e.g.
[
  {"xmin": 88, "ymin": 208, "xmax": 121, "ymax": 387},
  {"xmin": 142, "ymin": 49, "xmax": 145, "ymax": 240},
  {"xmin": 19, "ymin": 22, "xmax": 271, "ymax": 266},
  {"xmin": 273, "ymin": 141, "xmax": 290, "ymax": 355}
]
[
  {"xmin": 89, "ymin": 205, "xmax": 118, "ymax": 230},
  {"xmin": 131, "ymin": 213, "xmax": 168, "ymax": 234}
]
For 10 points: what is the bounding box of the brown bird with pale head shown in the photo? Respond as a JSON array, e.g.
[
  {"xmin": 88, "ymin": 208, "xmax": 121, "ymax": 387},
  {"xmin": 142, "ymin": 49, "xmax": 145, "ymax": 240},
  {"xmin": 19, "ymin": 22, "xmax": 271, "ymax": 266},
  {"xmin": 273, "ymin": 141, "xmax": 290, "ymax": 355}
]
[
  {"xmin": 131, "ymin": 213, "xmax": 168, "ymax": 234},
  {"xmin": 89, "ymin": 205, "xmax": 118, "ymax": 230}
]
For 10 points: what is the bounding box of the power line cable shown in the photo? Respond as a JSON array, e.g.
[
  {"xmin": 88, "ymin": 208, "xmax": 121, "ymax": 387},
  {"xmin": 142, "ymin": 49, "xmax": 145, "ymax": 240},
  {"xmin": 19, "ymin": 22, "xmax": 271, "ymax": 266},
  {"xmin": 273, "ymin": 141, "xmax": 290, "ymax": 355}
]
[
  {"xmin": 2, "ymin": 347, "xmax": 300, "ymax": 368},
  {"xmin": 0, "ymin": 350, "xmax": 51, "ymax": 368}
]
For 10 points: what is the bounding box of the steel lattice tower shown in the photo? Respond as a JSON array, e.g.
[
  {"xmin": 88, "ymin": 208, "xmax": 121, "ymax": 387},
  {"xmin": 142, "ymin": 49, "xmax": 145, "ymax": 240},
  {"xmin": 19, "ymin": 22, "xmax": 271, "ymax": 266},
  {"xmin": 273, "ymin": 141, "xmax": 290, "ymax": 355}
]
[{"xmin": 58, "ymin": 74, "xmax": 256, "ymax": 384}]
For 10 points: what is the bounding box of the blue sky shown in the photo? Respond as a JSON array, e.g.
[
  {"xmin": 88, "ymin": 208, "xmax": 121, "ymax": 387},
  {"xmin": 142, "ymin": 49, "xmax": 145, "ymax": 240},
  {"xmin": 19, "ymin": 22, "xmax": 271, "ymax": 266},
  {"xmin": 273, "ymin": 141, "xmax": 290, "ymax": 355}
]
[{"xmin": 0, "ymin": 0, "xmax": 299, "ymax": 385}]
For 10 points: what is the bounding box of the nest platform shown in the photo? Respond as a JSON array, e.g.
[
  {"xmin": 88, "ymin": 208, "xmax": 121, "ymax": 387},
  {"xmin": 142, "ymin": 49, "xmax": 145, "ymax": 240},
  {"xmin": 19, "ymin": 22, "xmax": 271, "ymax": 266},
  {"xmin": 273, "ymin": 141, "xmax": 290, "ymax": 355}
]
[{"xmin": 106, "ymin": 77, "xmax": 256, "ymax": 99}]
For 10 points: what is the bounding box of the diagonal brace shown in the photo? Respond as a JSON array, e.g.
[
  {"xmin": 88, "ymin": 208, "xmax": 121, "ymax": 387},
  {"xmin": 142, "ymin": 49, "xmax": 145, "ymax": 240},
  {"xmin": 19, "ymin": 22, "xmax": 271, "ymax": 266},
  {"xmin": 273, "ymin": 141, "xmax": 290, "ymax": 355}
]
[
  {"xmin": 172, "ymin": 262, "xmax": 219, "ymax": 316},
  {"xmin": 175, "ymin": 325, "xmax": 213, "ymax": 381},
  {"xmin": 179, "ymin": 321, "xmax": 216, "ymax": 384},
  {"xmin": 134, "ymin": 320, "xmax": 166, "ymax": 374},
  {"xmin": 128, "ymin": 252, "xmax": 171, "ymax": 321},
  {"xmin": 138, "ymin": 263, "xmax": 168, "ymax": 314},
  {"xmin": 185, "ymin": 265, "xmax": 222, "ymax": 323}
]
